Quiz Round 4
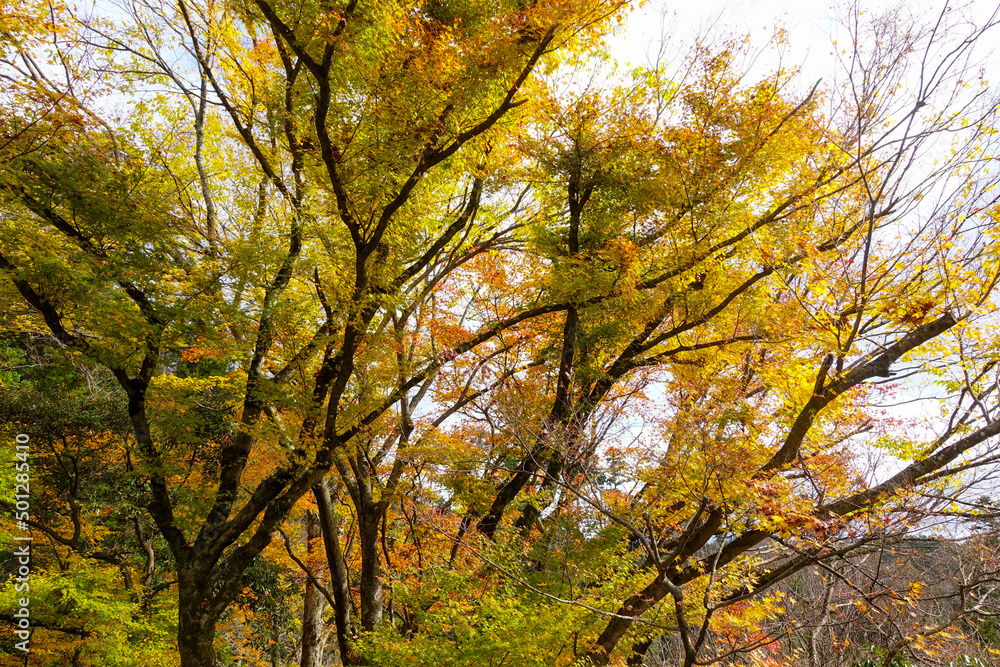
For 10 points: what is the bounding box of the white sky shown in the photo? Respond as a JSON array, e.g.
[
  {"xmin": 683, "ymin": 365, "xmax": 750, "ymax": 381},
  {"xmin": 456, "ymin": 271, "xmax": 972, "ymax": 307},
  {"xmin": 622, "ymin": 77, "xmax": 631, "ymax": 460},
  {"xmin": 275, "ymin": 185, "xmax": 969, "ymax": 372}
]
[
  {"xmin": 615, "ymin": 0, "xmax": 829, "ymax": 60},
  {"xmin": 612, "ymin": 0, "xmax": 1000, "ymax": 86}
]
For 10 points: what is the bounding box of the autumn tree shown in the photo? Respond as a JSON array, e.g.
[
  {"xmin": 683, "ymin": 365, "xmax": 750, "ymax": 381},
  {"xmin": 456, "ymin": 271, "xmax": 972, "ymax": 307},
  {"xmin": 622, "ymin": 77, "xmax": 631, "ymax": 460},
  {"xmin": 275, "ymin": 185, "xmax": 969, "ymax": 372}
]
[
  {"xmin": 0, "ymin": 0, "xmax": 628, "ymax": 664},
  {"xmin": 0, "ymin": 335, "xmax": 177, "ymax": 665},
  {"xmin": 4, "ymin": 1, "xmax": 1000, "ymax": 667}
]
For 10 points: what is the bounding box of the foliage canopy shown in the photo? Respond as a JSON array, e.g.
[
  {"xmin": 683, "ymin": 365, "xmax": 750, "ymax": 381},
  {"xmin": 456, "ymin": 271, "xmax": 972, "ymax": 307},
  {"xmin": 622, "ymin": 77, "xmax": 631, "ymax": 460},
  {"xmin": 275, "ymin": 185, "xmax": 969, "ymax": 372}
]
[{"xmin": 4, "ymin": 1, "xmax": 1000, "ymax": 666}]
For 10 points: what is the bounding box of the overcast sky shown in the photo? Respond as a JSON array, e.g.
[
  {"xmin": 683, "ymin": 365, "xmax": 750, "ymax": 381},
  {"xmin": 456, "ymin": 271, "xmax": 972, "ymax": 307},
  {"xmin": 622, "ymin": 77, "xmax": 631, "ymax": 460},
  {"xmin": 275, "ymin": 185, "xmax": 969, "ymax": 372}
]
[{"xmin": 611, "ymin": 0, "xmax": 999, "ymax": 86}]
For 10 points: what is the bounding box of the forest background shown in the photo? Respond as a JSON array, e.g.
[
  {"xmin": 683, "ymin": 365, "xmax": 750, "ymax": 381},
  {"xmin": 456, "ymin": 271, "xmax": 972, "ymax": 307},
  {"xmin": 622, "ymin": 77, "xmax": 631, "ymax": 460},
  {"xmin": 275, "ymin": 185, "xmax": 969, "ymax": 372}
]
[{"xmin": 3, "ymin": 0, "xmax": 1000, "ymax": 666}]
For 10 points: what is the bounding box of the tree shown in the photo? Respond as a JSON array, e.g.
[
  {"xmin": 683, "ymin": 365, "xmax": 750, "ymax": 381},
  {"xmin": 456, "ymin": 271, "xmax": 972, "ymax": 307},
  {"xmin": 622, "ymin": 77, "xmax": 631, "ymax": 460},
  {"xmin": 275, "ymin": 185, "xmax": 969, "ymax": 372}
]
[
  {"xmin": 0, "ymin": 335, "xmax": 177, "ymax": 664},
  {"xmin": 3, "ymin": 1, "xmax": 1000, "ymax": 666}
]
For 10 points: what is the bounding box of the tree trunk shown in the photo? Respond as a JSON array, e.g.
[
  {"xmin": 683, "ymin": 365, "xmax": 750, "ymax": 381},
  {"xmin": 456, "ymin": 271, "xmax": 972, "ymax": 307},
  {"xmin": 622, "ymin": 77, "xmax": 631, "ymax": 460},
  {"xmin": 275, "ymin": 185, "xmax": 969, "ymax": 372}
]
[
  {"xmin": 358, "ymin": 512, "xmax": 383, "ymax": 631},
  {"xmin": 314, "ymin": 480, "xmax": 360, "ymax": 664},
  {"xmin": 300, "ymin": 510, "xmax": 325, "ymax": 667},
  {"xmin": 177, "ymin": 588, "xmax": 218, "ymax": 667},
  {"xmin": 626, "ymin": 638, "xmax": 652, "ymax": 666}
]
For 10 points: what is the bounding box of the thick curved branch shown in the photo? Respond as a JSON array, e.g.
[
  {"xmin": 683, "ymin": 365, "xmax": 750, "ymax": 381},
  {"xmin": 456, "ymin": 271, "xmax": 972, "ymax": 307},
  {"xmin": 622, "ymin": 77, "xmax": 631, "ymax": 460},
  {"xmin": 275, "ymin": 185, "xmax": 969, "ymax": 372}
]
[{"xmin": 761, "ymin": 311, "xmax": 957, "ymax": 471}]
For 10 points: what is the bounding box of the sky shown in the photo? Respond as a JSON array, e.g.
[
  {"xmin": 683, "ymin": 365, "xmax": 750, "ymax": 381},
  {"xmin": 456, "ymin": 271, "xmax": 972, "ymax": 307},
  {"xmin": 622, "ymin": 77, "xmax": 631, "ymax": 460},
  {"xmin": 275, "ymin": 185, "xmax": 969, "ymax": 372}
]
[
  {"xmin": 612, "ymin": 0, "xmax": 1000, "ymax": 86},
  {"xmin": 613, "ymin": 0, "xmax": 837, "ymax": 72}
]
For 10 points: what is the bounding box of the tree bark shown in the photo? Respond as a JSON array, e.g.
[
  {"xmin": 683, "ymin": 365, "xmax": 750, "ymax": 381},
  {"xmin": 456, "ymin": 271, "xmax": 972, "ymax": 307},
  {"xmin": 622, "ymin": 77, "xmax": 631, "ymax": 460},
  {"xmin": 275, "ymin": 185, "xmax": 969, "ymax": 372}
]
[
  {"xmin": 300, "ymin": 510, "xmax": 325, "ymax": 667},
  {"xmin": 177, "ymin": 586, "xmax": 219, "ymax": 667},
  {"xmin": 626, "ymin": 638, "xmax": 652, "ymax": 666},
  {"xmin": 314, "ymin": 479, "xmax": 360, "ymax": 664},
  {"xmin": 358, "ymin": 511, "xmax": 383, "ymax": 631}
]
